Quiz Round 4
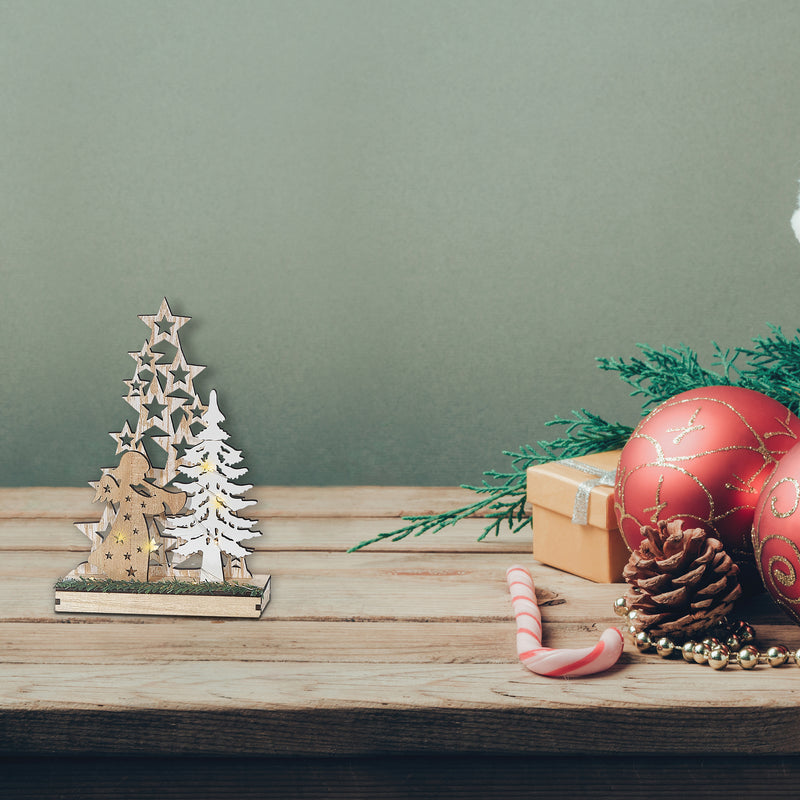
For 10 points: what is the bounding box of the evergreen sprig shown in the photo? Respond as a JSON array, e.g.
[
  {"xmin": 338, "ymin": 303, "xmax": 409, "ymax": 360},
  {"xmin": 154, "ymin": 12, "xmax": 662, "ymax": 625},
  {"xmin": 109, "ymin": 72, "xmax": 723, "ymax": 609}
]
[
  {"xmin": 595, "ymin": 342, "xmax": 733, "ymax": 408},
  {"xmin": 349, "ymin": 324, "xmax": 800, "ymax": 551},
  {"xmin": 733, "ymin": 325, "xmax": 800, "ymax": 415},
  {"xmin": 347, "ymin": 410, "xmax": 632, "ymax": 551},
  {"xmin": 54, "ymin": 577, "xmax": 263, "ymax": 597}
]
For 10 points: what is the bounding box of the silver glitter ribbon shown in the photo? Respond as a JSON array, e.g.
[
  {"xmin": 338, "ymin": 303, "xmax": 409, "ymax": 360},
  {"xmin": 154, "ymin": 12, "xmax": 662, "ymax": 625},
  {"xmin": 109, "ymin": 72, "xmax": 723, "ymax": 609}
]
[{"xmin": 559, "ymin": 458, "xmax": 616, "ymax": 526}]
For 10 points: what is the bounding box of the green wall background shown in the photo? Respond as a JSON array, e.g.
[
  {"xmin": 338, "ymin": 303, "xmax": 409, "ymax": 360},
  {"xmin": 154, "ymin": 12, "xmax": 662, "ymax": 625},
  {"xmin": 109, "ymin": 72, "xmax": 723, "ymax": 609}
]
[{"xmin": 3, "ymin": 1, "xmax": 800, "ymax": 487}]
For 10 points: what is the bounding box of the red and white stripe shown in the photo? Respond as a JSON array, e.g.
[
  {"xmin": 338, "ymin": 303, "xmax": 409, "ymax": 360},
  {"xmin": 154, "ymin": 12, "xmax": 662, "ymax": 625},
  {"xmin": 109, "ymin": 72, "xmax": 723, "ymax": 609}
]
[{"xmin": 506, "ymin": 565, "xmax": 624, "ymax": 678}]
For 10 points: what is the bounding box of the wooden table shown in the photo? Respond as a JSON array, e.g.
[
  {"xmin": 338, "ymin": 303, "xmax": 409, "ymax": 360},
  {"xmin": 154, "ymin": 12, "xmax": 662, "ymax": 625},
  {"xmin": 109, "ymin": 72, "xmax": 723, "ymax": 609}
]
[{"xmin": 4, "ymin": 486, "xmax": 800, "ymax": 799}]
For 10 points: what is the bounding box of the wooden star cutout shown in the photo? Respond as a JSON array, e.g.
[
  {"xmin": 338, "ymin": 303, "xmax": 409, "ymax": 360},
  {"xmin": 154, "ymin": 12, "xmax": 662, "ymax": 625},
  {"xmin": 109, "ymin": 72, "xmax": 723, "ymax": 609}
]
[
  {"xmin": 128, "ymin": 343, "xmax": 157, "ymax": 372},
  {"xmin": 139, "ymin": 298, "xmax": 191, "ymax": 346},
  {"xmin": 165, "ymin": 353, "xmax": 205, "ymax": 392}
]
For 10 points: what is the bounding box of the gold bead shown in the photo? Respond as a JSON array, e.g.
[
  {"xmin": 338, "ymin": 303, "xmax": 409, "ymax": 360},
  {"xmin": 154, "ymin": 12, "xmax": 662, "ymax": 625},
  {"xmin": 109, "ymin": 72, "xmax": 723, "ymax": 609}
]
[
  {"xmin": 627, "ymin": 609, "xmax": 640, "ymax": 623},
  {"xmin": 613, "ymin": 597, "xmax": 629, "ymax": 617},
  {"xmin": 708, "ymin": 648, "xmax": 729, "ymax": 670},
  {"xmin": 634, "ymin": 631, "xmax": 652, "ymax": 651},
  {"xmin": 736, "ymin": 622, "xmax": 756, "ymax": 645},
  {"xmin": 767, "ymin": 645, "xmax": 789, "ymax": 667},
  {"xmin": 702, "ymin": 637, "xmax": 722, "ymax": 651},
  {"xmin": 682, "ymin": 641, "xmax": 697, "ymax": 663},
  {"xmin": 794, "ymin": 649, "xmax": 800, "ymax": 665},
  {"xmin": 738, "ymin": 646, "xmax": 760, "ymax": 670},
  {"xmin": 725, "ymin": 634, "xmax": 741, "ymax": 651},
  {"xmin": 692, "ymin": 642, "xmax": 709, "ymax": 665},
  {"xmin": 655, "ymin": 637, "xmax": 675, "ymax": 658}
]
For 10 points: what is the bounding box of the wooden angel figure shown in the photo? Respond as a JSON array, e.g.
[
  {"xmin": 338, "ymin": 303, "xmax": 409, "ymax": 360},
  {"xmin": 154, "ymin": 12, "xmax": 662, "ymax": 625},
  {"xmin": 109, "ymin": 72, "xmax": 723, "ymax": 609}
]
[{"xmin": 87, "ymin": 450, "xmax": 187, "ymax": 581}]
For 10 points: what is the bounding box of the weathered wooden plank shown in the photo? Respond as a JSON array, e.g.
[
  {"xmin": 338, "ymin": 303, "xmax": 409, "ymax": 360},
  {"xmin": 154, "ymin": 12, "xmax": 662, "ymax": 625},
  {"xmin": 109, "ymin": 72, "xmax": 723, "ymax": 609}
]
[
  {"xmin": 0, "ymin": 550, "xmax": 624, "ymax": 624},
  {"xmin": 8, "ymin": 615, "xmax": 796, "ymax": 673},
  {"xmin": 4, "ymin": 660, "xmax": 800, "ymax": 756},
  {"xmin": 0, "ymin": 620, "xmax": 518, "ymax": 664},
  {"xmin": 0, "ymin": 517, "xmax": 530, "ymax": 554},
  {"xmin": 2, "ymin": 618, "xmax": 650, "ymax": 665},
  {"xmin": 0, "ymin": 486, "xmax": 493, "ymax": 520}
]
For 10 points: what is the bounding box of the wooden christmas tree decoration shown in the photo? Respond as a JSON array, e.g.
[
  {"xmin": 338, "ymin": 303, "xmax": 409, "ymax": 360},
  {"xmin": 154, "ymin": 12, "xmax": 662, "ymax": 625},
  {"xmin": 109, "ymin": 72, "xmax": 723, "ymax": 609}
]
[
  {"xmin": 164, "ymin": 389, "xmax": 261, "ymax": 582},
  {"xmin": 55, "ymin": 299, "xmax": 270, "ymax": 618}
]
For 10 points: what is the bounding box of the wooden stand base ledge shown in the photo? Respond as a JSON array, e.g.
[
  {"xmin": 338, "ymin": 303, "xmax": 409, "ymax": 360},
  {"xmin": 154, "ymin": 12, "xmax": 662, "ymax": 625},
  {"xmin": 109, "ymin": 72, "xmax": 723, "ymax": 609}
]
[{"xmin": 54, "ymin": 575, "xmax": 271, "ymax": 618}]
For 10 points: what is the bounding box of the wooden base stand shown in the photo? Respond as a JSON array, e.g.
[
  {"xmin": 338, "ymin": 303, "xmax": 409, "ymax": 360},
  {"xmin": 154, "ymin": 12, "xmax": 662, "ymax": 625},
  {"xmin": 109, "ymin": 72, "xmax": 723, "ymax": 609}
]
[{"xmin": 54, "ymin": 575, "xmax": 271, "ymax": 618}]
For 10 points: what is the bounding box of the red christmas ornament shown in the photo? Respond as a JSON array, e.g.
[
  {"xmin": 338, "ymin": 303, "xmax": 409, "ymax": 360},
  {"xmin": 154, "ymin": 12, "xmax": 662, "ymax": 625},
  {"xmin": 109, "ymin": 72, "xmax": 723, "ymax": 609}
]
[
  {"xmin": 752, "ymin": 441, "xmax": 800, "ymax": 623},
  {"xmin": 614, "ymin": 386, "xmax": 800, "ymax": 567}
]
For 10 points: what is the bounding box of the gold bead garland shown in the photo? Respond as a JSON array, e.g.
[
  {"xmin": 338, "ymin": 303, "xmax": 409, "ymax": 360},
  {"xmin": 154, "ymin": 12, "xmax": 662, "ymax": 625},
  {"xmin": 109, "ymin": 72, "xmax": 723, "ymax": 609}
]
[{"xmin": 614, "ymin": 596, "xmax": 799, "ymax": 671}]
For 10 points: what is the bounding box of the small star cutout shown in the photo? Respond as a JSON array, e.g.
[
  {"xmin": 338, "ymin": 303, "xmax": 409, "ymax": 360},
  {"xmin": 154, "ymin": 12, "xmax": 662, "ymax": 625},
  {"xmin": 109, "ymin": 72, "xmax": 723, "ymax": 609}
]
[
  {"xmin": 137, "ymin": 546, "xmax": 143, "ymax": 553},
  {"xmin": 126, "ymin": 567, "xmax": 137, "ymax": 577},
  {"xmin": 134, "ymin": 349, "xmax": 152, "ymax": 369},
  {"xmin": 105, "ymin": 552, "xmax": 113, "ymax": 560},
  {"xmin": 172, "ymin": 437, "xmax": 190, "ymax": 461},
  {"xmin": 115, "ymin": 532, "xmax": 126, "ymax": 544},
  {"xmin": 110, "ymin": 420, "xmax": 138, "ymax": 455},
  {"xmin": 144, "ymin": 398, "xmax": 168, "ymax": 421},
  {"xmin": 123, "ymin": 513, "xmax": 131, "ymax": 521},
  {"xmin": 170, "ymin": 365, "xmax": 189, "ymax": 385},
  {"xmin": 123, "ymin": 552, "xmax": 131, "ymax": 561},
  {"xmin": 155, "ymin": 317, "xmax": 174, "ymax": 336}
]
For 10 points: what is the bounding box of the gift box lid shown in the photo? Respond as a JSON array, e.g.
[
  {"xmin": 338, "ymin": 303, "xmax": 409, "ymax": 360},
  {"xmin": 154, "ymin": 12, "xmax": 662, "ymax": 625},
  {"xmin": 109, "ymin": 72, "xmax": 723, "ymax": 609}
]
[{"xmin": 526, "ymin": 450, "xmax": 621, "ymax": 530}]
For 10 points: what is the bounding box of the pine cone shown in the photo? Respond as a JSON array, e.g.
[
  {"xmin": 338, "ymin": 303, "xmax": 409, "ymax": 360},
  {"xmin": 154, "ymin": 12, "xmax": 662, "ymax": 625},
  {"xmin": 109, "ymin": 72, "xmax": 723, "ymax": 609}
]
[{"xmin": 623, "ymin": 520, "xmax": 743, "ymax": 639}]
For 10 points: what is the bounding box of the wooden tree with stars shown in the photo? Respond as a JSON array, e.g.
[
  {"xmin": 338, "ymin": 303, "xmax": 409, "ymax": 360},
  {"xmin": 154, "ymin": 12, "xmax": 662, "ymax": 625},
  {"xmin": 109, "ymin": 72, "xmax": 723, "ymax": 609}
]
[
  {"xmin": 72, "ymin": 298, "xmax": 208, "ymax": 581},
  {"xmin": 56, "ymin": 299, "xmax": 270, "ymax": 618},
  {"xmin": 112, "ymin": 296, "xmax": 207, "ymax": 487}
]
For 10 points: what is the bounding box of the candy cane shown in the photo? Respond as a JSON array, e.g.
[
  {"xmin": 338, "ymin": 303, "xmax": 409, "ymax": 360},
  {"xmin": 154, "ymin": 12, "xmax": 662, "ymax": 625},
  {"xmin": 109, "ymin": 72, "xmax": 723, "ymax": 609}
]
[{"xmin": 506, "ymin": 565, "xmax": 624, "ymax": 678}]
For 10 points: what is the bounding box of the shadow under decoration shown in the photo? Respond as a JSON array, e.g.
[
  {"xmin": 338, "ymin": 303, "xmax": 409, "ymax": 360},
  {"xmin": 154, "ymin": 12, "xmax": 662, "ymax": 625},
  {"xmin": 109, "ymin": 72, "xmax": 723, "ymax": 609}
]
[{"xmin": 55, "ymin": 298, "xmax": 270, "ymax": 618}]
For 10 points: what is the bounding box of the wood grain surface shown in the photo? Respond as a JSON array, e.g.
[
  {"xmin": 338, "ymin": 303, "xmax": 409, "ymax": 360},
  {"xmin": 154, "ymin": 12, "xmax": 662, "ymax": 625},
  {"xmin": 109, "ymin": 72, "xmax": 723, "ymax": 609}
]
[{"xmin": 3, "ymin": 486, "xmax": 800, "ymax": 799}]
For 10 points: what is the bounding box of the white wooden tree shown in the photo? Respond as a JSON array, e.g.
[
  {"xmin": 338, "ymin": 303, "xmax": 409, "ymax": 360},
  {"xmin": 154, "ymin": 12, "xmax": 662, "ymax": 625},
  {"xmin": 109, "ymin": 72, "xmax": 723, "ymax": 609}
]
[{"xmin": 164, "ymin": 389, "xmax": 261, "ymax": 581}]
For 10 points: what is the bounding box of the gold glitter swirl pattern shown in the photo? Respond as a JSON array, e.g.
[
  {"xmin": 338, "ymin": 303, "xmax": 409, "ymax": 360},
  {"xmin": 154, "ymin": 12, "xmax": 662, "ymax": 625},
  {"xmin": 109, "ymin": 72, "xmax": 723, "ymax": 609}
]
[
  {"xmin": 769, "ymin": 477, "xmax": 800, "ymax": 519},
  {"xmin": 756, "ymin": 534, "xmax": 800, "ymax": 614},
  {"xmin": 769, "ymin": 554, "xmax": 796, "ymax": 587}
]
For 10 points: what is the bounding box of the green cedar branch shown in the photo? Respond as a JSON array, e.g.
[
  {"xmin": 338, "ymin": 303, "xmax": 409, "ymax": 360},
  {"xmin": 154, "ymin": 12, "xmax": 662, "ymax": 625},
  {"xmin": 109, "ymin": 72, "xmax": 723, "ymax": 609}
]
[
  {"xmin": 596, "ymin": 342, "xmax": 733, "ymax": 408},
  {"xmin": 347, "ymin": 410, "xmax": 632, "ymax": 551},
  {"xmin": 733, "ymin": 324, "xmax": 800, "ymax": 414}
]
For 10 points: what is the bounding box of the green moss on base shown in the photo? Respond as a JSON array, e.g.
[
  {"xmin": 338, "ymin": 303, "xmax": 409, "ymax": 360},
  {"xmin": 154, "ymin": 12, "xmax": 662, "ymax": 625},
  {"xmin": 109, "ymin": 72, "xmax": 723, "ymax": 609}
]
[{"xmin": 54, "ymin": 577, "xmax": 262, "ymax": 597}]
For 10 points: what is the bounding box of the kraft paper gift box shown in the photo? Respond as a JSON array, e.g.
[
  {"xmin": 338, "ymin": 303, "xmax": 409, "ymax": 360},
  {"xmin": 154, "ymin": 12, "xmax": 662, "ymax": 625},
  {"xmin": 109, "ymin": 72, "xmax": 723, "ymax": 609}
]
[{"xmin": 526, "ymin": 450, "xmax": 629, "ymax": 583}]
